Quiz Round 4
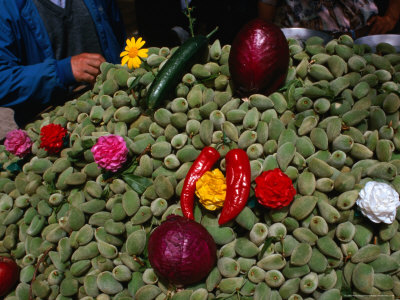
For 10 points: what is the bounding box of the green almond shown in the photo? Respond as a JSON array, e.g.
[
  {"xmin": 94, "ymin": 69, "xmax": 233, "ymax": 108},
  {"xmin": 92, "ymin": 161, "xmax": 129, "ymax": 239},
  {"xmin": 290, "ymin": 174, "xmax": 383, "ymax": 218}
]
[
  {"xmin": 289, "ymin": 196, "xmax": 317, "ymax": 221},
  {"xmin": 352, "ymin": 263, "xmax": 374, "ymax": 294},
  {"xmin": 317, "ymin": 236, "xmax": 343, "ymax": 260},
  {"xmin": 351, "ymin": 244, "xmax": 381, "ymax": 263}
]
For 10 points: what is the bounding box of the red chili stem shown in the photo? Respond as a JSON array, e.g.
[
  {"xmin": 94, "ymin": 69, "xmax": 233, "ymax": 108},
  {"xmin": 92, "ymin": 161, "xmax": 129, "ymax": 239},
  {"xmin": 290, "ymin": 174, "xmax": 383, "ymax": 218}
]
[
  {"xmin": 180, "ymin": 146, "xmax": 220, "ymax": 220},
  {"xmin": 218, "ymin": 149, "xmax": 251, "ymax": 225}
]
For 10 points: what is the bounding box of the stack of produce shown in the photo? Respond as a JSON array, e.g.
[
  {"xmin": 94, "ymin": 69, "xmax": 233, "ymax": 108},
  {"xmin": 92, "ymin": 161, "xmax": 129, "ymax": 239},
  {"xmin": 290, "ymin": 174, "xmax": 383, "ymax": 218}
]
[{"xmin": 0, "ymin": 23, "xmax": 400, "ymax": 300}]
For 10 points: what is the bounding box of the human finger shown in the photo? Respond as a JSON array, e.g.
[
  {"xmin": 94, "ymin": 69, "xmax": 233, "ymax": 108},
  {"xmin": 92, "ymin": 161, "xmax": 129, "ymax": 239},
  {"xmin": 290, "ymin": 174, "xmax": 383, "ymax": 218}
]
[
  {"xmin": 85, "ymin": 54, "xmax": 106, "ymax": 68},
  {"xmin": 80, "ymin": 72, "xmax": 96, "ymax": 83},
  {"xmin": 83, "ymin": 64, "xmax": 101, "ymax": 77}
]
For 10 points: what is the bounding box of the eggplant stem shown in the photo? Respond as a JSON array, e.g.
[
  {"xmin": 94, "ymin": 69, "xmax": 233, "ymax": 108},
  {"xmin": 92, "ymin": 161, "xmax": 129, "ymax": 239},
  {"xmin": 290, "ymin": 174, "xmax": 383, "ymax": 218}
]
[
  {"xmin": 184, "ymin": 0, "xmax": 196, "ymax": 37},
  {"xmin": 206, "ymin": 27, "xmax": 219, "ymax": 39}
]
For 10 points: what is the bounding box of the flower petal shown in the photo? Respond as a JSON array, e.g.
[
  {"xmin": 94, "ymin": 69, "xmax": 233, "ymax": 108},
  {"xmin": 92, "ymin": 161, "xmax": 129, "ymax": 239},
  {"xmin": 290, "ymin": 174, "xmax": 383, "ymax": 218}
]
[
  {"xmin": 120, "ymin": 51, "xmax": 128, "ymax": 57},
  {"xmin": 133, "ymin": 56, "xmax": 141, "ymax": 68},
  {"xmin": 126, "ymin": 38, "xmax": 133, "ymax": 48},
  {"xmin": 137, "ymin": 39, "xmax": 146, "ymax": 49},
  {"xmin": 138, "ymin": 49, "xmax": 148, "ymax": 58},
  {"xmin": 135, "ymin": 37, "xmax": 142, "ymax": 46},
  {"xmin": 121, "ymin": 55, "xmax": 129, "ymax": 66},
  {"xmin": 128, "ymin": 58, "xmax": 134, "ymax": 69},
  {"xmin": 92, "ymin": 135, "xmax": 128, "ymax": 172}
]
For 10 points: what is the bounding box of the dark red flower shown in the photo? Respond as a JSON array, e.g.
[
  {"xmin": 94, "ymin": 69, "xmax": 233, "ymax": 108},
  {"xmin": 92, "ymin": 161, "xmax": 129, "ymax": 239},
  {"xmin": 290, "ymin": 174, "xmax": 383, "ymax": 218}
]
[
  {"xmin": 255, "ymin": 168, "xmax": 296, "ymax": 209},
  {"xmin": 39, "ymin": 124, "xmax": 68, "ymax": 154}
]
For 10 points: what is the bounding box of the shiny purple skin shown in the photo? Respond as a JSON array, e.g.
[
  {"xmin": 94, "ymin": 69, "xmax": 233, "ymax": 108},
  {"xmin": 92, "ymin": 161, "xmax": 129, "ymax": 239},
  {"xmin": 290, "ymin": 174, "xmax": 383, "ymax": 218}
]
[
  {"xmin": 148, "ymin": 215, "xmax": 217, "ymax": 287},
  {"xmin": 229, "ymin": 18, "xmax": 289, "ymax": 96}
]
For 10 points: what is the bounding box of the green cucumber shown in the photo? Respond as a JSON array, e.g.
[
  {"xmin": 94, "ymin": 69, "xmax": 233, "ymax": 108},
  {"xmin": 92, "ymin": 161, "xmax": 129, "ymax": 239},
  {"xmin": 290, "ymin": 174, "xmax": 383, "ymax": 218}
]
[{"xmin": 146, "ymin": 29, "xmax": 217, "ymax": 109}]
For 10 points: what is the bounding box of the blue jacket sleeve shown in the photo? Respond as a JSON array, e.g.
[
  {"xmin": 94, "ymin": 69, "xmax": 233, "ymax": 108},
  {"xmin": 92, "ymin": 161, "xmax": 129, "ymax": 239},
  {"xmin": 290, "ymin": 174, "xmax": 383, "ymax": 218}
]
[
  {"xmin": 0, "ymin": 16, "xmax": 70, "ymax": 108},
  {"xmin": 105, "ymin": 0, "xmax": 127, "ymax": 47}
]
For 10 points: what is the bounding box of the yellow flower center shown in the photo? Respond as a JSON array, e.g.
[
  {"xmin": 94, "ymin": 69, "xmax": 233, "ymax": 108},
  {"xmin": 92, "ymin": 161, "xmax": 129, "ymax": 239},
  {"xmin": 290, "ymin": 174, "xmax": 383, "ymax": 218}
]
[
  {"xmin": 128, "ymin": 47, "xmax": 139, "ymax": 58},
  {"xmin": 195, "ymin": 169, "xmax": 226, "ymax": 211}
]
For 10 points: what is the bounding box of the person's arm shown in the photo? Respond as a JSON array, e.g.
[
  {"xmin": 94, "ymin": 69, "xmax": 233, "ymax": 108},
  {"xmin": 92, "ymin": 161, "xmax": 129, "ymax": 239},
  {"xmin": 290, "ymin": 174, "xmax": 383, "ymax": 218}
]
[
  {"xmin": 368, "ymin": 0, "xmax": 400, "ymax": 35},
  {"xmin": 0, "ymin": 23, "xmax": 104, "ymax": 109},
  {"xmin": 0, "ymin": 24, "xmax": 66, "ymax": 108},
  {"xmin": 258, "ymin": 0, "xmax": 278, "ymax": 22}
]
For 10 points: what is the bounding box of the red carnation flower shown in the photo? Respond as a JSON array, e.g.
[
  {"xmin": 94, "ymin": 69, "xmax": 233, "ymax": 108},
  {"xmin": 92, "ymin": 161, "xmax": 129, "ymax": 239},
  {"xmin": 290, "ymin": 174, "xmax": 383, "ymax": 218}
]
[
  {"xmin": 39, "ymin": 124, "xmax": 68, "ymax": 154},
  {"xmin": 255, "ymin": 168, "xmax": 296, "ymax": 209}
]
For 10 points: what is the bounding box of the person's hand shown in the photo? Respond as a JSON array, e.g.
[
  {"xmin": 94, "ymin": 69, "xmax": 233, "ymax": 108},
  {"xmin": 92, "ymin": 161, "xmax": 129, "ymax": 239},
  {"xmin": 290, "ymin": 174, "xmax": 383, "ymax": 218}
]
[
  {"xmin": 367, "ymin": 15, "xmax": 398, "ymax": 35},
  {"xmin": 70, "ymin": 53, "xmax": 106, "ymax": 84}
]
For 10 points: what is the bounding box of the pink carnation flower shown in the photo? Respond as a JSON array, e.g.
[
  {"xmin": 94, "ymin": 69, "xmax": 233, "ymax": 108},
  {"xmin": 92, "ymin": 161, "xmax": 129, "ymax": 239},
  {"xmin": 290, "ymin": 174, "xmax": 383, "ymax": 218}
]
[
  {"xmin": 4, "ymin": 129, "xmax": 32, "ymax": 158},
  {"xmin": 91, "ymin": 135, "xmax": 128, "ymax": 172}
]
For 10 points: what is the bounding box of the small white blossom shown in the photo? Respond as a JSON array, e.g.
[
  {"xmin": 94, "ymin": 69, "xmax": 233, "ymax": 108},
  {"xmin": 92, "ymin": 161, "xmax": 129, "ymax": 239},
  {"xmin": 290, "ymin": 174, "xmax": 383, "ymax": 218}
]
[{"xmin": 356, "ymin": 181, "xmax": 400, "ymax": 224}]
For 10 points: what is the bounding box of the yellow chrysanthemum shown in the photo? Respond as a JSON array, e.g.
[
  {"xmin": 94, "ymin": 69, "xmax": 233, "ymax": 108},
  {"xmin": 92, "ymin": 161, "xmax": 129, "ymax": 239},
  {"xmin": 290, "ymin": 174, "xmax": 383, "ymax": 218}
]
[
  {"xmin": 195, "ymin": 169, "xmax": 226, "ymax": 211},
  {"xmin": 120, "ymin": 37, "xmax": 148, "ymax": 69}
]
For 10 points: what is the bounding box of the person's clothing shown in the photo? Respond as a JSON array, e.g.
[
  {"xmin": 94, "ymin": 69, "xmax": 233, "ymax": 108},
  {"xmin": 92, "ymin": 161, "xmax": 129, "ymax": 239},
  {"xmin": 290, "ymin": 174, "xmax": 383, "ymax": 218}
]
[
  {"xmin": 33, "ymin": 0, "xmax": 103, "ymax": 60},
  {"xmin": 0, "ymin": 0, "xmax": 126, "ymax": 125},
  {"xmin": 261, "ymin": 0, "xmax": 378, "ymax": 32},
  {"xmin": 49, "ymin": 0, "xmax": 65, "ymax": 7}
]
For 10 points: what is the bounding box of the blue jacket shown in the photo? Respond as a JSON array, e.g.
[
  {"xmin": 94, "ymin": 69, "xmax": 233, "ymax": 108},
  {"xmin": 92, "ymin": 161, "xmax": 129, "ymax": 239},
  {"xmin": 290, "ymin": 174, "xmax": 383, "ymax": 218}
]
[{"xmin": 0, "ymin": 0, "xmax": 126, "ymax": 119}]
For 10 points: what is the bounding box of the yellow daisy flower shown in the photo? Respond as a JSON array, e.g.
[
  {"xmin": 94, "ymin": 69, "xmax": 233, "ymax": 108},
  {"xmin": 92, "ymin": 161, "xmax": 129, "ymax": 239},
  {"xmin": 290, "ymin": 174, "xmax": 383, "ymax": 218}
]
[{"xmin": 120, "ymin": 37, "xmax": 148, "ymax": 69}]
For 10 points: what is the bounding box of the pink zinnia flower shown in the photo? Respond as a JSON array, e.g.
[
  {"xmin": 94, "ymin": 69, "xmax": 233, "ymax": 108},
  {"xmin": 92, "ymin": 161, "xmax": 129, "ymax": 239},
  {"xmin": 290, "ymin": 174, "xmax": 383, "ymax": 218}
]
[
  {"xmin": 4, "ymin": 129, "xmax": 32, "ymax": 158},
  {"xmin": 91, "ymin": 135, "xmax": 128, "ymax": 172}
]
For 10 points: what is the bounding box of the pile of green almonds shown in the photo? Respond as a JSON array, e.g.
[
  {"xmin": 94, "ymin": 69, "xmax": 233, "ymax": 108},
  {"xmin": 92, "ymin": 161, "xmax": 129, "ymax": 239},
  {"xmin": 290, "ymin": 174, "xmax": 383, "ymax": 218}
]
[{"xmin": 1, "ymin": 35, "xmax": 400, "ymax": 300}]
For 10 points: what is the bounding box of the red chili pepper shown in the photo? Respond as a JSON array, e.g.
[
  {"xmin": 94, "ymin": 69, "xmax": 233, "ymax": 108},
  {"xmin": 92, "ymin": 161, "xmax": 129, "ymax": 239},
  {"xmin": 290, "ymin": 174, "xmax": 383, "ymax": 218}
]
[
  {"xmin": 218, "ymin": 149, "xmax": 251, "ymax": 225},
  {"xmin": 180, "ymin": 146, "xmax": 220, "ymax": 220}
]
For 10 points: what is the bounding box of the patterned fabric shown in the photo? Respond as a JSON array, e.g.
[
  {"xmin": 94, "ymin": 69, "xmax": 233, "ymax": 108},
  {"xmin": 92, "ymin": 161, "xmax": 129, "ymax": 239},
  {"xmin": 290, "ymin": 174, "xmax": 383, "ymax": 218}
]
[
  {"xmin": 49, "ymin": 0, "xmax": 65, "ymax": 8},
  {"xmin": 262, "ymin": 0, "xmax": 378, "ymax": 32}
]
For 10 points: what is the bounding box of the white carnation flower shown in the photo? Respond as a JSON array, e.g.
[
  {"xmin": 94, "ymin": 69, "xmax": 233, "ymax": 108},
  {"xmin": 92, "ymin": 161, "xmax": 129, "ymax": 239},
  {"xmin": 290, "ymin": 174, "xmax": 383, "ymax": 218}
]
[{"xmin": 356, "ymin": 181, "xmax": 400, "ymax": 224}]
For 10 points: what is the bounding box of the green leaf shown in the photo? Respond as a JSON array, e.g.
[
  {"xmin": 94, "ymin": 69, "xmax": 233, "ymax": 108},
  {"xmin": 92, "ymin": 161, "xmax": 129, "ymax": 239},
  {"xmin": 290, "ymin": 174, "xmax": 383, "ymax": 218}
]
[
  {"xmin": 67, "ymin": 156, "xmax": 81, "ymax": 163},
  {"xmin": 215, "ymin": 293, "xmax": 235, "ymax": 300},
  {"xmin": 81, "ymin": 138, "xmax": 95, "ymax": 149},
  {"xmin": 6, "ymin": 161, "xmax": 22, "ymax": 173},
  {"xmin": 122, "ymin": 174, "xmax": 152, "ymax": 195},
  {"xmin": 101, "ymin": 184, "xmax": 111, "ymax": 200},
  {"xmin": 278, "ymin": 79, "xmax": 302, "ymax": 92},
  {"xmin": 196, "ymin": 74, "xmax": 219, "ymax": 84},
  {"xmin": 45, "ymin": 181, "xmax": 57, "ymax": 194},
  {"xmin": 122, "ymin": 160, "xmax": 138, "ymax": 175},
  {"xmin": 67, "ymin": 149, "xmax": 84, "ymax": 160},
  {"xmin": 102, "ymin": 170, "xmax": 115, "ymax": 181},
  {"xmin": 286, "ymin": 82, "xmax": 297, "ymax": 109},
  {"xmin": 138, "ymin": 255, "xmax": 151, "ymax": 272},
  {"xmin": 246, "ymin": 196, "xmax": 257, "ymax": 209},
  {"xmin": 258, "ymin": 237, "xmax": 277, "ymax": 260},
  {"xmin": 62, "ymin": 134, "xmax": 70, "ymax": 148},
  {"xmin": 128, "ymin": 75, "xmax": 142, "ymax": 91},
  {"xmin": 340, "ymin": 286, "xmax": 353, "ymax": 297}
]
